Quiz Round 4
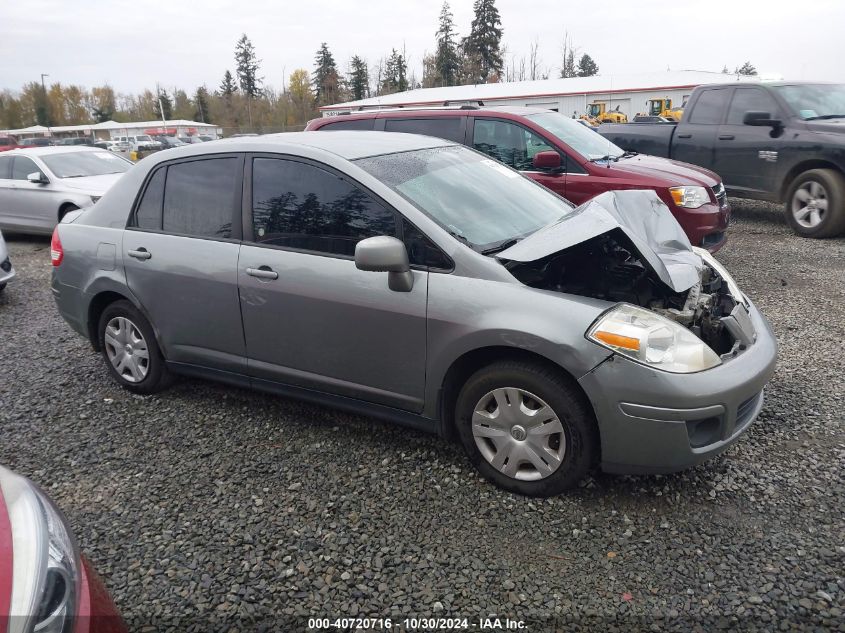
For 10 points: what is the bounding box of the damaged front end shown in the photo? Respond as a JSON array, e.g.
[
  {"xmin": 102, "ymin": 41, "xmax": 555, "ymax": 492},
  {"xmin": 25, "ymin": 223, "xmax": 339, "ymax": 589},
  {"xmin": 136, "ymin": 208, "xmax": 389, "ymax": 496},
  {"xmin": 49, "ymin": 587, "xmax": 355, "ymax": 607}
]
[{"xmin": 498, "ymin": 191, "xmax": 755, "ymax": 363}]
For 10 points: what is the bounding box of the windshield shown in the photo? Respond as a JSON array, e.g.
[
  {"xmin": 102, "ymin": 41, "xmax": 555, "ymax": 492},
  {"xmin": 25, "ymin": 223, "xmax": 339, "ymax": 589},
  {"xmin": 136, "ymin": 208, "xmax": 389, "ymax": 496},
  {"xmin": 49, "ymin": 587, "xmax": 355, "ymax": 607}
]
[
  {"xmin": 356, "ymin": 145, "xmax": 573, "ymax": 250},
  {"xmin": 526, "ymin": 111, "xmax": 625, "ymax": 160},
  {"xmin": 41, "ymin": 151, "xmax": 131, "ymax": 178},
  {"xmin": 136, "ymin": 135, "xmax": 152, "ymax": 141},
  {"xmin": 773, "ymin": 83, "xmax": 845, "ymax": 120}
]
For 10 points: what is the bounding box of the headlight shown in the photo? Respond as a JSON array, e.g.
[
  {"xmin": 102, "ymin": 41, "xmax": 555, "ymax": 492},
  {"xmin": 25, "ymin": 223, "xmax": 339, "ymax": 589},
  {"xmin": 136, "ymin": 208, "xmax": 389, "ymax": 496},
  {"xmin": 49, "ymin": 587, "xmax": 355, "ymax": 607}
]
[
  {"xmin": 669, "ymin": 186, "xmax": 710, "ymax": 209},
  {"xmin": 0, "ymin": 467, "xmax": 79, "ymax": 633},
  {"xmin": 89, "ymin": 196, "xmax": 101, "ymax": 204},
  {"xmin": 692, "ymin": 246, "xmax": 749, "ymax": 307},
  {"xmin": 587, "ymin": 304, "xmax": 721, "ymax": 373}
]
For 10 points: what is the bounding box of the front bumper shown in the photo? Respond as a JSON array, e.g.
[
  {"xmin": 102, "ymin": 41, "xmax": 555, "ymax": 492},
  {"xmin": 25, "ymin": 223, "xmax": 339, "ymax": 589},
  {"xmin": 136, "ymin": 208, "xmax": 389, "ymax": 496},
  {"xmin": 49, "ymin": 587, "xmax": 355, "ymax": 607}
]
[
  {"xmin": 77, "ymin": 556, "xmax": 127, "ymax": 633},
  {"xmin": 0, "ymin": 256, "xmax": 14, "ymax": 286},
  {"xmin": 669, "ymin": 200, "xmax": 731, "ymax": 254},
  {"xmin": 578, "ymin": 302, "xmax": 777, "ymax": 475}
]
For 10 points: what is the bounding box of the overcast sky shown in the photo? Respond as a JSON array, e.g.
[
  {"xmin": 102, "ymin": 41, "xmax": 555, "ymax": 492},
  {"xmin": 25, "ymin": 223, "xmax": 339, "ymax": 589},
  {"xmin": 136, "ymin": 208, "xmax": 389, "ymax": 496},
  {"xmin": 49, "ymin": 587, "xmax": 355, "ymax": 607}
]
[{"xmin": 1, "ymin": 0, "xmax": 843, "ymax": 96}]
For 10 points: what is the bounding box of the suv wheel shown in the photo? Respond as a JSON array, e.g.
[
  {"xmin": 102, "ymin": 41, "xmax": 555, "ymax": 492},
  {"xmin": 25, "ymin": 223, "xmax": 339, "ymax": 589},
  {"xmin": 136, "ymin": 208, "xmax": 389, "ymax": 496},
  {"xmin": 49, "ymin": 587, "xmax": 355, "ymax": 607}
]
[
  {"xmin": 785, "ymin": 169, "xmax": 845, "ymax": 238},
  {"xmin": 455, "ymin": 361, "xmax": 597, "ymax": 496},
  {"xmin": 97, "ymin": 300, "xmax": 172, "ymax": 394}
]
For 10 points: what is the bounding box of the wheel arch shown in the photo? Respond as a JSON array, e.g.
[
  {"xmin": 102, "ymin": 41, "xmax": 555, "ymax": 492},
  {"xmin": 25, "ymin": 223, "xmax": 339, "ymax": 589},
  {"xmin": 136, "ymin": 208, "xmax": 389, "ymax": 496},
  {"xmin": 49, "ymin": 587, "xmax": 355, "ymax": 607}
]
[
  {"xmin": 86, "ymin": 288, "xmax": 165, "ymax": 356},
  {"xmin": 58, "ymin": 201, "xmax": 81, "ymax": 223},
  {"xmin": 437, "ymin": 346, "xmax": 598, "ymax": 445},
  {"xmin": 779, "ymin": 159, "xmax": 845, "ymax": 201}
]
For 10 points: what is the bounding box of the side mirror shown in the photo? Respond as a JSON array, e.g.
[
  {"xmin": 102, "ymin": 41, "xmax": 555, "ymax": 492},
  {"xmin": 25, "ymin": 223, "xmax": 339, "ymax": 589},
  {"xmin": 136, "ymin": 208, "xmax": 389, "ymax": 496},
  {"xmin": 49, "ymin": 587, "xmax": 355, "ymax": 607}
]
[
  {"xmin": 27, "ymin": 172, "xmax": 47, "ymax": 184},
  {"xmin": 532, "ymin": 150, "xmax": 562, "ymax": 172},
  {"xmin": 742, "ymin": 111, "xmax": 782, "ymax": 128},
  {"xmin": 354, "ymin": 236, "xmax": 413, "ymax": 292}
]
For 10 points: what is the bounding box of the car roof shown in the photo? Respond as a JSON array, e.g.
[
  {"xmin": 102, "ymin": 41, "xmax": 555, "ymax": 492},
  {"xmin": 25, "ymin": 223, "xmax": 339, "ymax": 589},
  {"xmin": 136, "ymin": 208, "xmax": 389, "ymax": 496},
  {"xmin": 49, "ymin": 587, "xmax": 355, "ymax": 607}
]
[
  {"xmin": 4, "ymin": 145, "xmax": 102, "ymax": 157},
  {"xmin": 146, "ymin": 131, "xmax": 456, "ymax": 162}
]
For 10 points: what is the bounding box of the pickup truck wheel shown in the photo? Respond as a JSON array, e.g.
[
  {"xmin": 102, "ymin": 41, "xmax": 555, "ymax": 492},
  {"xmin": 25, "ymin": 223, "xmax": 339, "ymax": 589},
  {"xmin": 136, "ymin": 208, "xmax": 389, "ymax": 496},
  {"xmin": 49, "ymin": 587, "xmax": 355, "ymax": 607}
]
[
  {"xmin": 785, "ymin": 169, "xmax": 845, "ymax": 238},
  {"xmin": 455, "ymin": 360, "xmax": 598, "ymax": 497}
]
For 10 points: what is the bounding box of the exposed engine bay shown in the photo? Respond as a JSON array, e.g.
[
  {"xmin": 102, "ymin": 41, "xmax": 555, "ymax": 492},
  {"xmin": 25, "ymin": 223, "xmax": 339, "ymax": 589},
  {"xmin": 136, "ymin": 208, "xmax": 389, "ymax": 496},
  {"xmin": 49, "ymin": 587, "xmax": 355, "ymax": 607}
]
[{"xmin": 504, "ymin": 228, "xmax": 742, "ymax": 356}]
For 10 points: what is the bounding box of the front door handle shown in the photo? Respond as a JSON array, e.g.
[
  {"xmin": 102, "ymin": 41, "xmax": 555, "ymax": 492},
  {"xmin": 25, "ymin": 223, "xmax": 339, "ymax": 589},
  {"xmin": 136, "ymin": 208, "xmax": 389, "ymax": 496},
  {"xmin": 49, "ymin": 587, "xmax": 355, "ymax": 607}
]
[
  {"xmin": 128, "ymin": 248, "xmax": 151, "ymax": 260},
  {"xmin": 718, "ymin": 134, "xmax": 735, "ymax": 140},
  {"xmin": 246, "ymin": 266, "xmax": 278, "ymax": 280},
  {"xmin": 677, "ymin": 133, "xmax": 692, "ymax": 139}
]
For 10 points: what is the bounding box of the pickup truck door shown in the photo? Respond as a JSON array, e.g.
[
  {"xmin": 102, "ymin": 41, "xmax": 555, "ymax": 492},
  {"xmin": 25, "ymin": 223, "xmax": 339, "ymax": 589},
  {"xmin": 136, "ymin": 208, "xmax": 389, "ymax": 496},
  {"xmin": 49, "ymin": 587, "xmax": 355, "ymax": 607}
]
[
  {"xmin": 671, "ymin": 87, "xmax": 732, "ymax": 171},
  {"xmin": 711, "ymin": 86, "xmax": 783, "ymax": 197}
]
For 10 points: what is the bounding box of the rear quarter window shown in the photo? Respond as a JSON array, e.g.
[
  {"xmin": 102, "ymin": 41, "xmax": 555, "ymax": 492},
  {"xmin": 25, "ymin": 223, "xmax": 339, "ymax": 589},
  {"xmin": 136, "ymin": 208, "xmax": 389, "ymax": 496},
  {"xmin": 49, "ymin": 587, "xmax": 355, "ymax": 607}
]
[{"xmin": 383, "ymin": 117, "xmax": 464, "ymax": 143}]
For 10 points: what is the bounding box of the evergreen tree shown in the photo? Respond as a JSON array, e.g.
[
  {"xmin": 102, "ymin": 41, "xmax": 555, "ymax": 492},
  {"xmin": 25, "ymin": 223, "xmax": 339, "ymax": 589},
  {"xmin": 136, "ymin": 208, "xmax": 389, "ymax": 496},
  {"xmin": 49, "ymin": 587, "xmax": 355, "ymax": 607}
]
[
  {"xmin": 220, "ymin": 70, "xmax": 238, "ymax": 96},
  {"xmin": 153, "ymin": 89, "xmax": 172, "ymax": 120},
  {"xmin": 736, "ymin": 61, "xmax": 757, "ymax": 76},
  {"xmin": 313, "ymin": 43, "xmax": 340, "ymax": 106},
  {"xmin": 434, "ymin": 1, "xmax": 460, "ymax": 87},
  {"xmin": 348, "ymin": 56, "xmax": 369, "ymax": 101},
  {"xmin": 194, "ymin": 86, "xmax": 211, "ymax": 122},
  {"xmin": 721, "ymin": 65, "xmax": 730, "ymax": 74},
  {"xmin": 381, "ymin": 49, "xmax": 408, "ymax": 94},
  {"xmin": 576, "ymin": 53, "xmax": 599, "ymax": 77},
  {"xmin": 235, "ymin": 34, "xmax": 263, "ymax": 98},
  {"xmin": 463, "ymin": 0, "xmax": 503, "ymax": 83}
]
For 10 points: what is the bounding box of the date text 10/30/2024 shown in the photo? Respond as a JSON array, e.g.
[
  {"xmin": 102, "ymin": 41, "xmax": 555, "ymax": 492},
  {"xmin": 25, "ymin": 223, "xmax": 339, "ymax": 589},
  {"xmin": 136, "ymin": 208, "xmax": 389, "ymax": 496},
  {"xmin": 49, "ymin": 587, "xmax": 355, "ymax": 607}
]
[{"xmin": 308, "ymin": 617, "xmax": 528, "ymax": 630}]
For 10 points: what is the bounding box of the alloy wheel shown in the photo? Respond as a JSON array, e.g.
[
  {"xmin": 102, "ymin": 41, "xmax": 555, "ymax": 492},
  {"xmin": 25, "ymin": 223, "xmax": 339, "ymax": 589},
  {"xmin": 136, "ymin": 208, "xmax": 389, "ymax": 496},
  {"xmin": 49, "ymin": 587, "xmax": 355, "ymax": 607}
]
[
  {"xmin": 471, "ymin": 387, "xmax": 566, "ymax": 481},
  {"xmin": 792, "ymin": 180, "xmax": 828, "ymax": 228},
  {"xmin": 104, "ymin": 316, "xmax": 149, "ymax": 383}
]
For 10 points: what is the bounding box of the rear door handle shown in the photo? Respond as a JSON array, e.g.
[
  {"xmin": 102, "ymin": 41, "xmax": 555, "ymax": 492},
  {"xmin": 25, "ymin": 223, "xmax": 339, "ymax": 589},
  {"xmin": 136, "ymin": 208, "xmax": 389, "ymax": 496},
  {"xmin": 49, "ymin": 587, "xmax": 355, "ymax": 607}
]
[
  {"xmin": 677, "ymin": 133, "xmax": 692, "ymax": 139},
  {"xmin": 718, "ymin": 134, "xmax": 735, "ymax": 140},
  {"xmin": 246, "ymin": 266, "xmax": 278, "ymax": 280},
  {"xmin": 128, "ymin": 248, "xmax": 151, "ymax": 260}
]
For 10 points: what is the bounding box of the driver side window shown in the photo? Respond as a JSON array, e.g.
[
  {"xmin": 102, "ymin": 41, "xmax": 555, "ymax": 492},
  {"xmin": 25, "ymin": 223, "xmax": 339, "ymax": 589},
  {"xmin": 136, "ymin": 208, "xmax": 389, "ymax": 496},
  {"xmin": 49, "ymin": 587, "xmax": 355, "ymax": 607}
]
[{"xmin": 472, "ymin": 119, "xmax": 555, "ymax": 171}]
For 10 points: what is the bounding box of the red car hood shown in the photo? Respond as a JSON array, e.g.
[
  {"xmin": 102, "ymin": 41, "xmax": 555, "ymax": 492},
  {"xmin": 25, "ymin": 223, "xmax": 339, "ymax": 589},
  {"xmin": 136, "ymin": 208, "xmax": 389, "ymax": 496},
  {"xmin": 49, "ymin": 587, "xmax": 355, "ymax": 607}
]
[{"xmin": 602, "ymin": 153, "xmax": 721, "ymax": 187}]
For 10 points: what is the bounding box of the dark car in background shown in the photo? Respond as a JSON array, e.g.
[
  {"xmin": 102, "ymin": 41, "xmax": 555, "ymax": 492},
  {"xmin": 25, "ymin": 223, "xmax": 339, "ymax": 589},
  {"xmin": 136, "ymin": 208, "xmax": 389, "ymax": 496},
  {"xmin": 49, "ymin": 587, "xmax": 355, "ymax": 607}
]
[
  {"xmin": 599, "ymin": 82, "xmax": 845, "ymax": 238},
  {"xmin": 19, "ymin": 137, "xmax": 55, "ymax": 148},
  {"xmin": 0, "ymin": 465, "xmax": 126, "ymax": 633},
  {"xmin": 307, "ymin": 106, "xmax": 731, "ymax": 252}
]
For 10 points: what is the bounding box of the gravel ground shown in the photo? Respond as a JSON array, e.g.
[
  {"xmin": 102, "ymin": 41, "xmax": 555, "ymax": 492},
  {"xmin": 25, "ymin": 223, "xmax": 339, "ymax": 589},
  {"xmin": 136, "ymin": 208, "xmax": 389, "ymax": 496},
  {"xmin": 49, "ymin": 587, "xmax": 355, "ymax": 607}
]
[{"xmin": 0, "ymin": 200, "xmax": 843, "ymax": 632}]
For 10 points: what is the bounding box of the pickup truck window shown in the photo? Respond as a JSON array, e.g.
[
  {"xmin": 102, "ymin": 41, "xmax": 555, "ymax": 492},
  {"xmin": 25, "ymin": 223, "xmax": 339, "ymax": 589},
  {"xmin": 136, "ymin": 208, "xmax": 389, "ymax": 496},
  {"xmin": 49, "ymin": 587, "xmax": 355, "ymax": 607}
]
[
  {"xmin": 773, "ymin": 83, "xmax": 845, "ymax": 120},
  {"xmin": 726, "ymin": 88, "xmax": 779, "ymax": 124},
  {"xmin": 688, "ymin": 89, "xmax": 730, "ymax": 125}
]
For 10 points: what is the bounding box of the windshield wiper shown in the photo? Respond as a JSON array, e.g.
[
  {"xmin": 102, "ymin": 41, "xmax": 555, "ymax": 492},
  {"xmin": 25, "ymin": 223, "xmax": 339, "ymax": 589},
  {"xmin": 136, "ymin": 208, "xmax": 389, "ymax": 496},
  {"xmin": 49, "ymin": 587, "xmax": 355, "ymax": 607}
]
[
  {"xmin": 620, "ymin": 150, "xmax": 638, "ymax": 158},
  {"xmin": 482, "ymin": 238, "xmax": 520, "ymax": 255},
  {"xmin": 805, "ymin": 114, "xmax": 845, "ymax": 120},
  {"xmin": 589, "ymin": 154, "xmax": 620, "ymax": 163}
]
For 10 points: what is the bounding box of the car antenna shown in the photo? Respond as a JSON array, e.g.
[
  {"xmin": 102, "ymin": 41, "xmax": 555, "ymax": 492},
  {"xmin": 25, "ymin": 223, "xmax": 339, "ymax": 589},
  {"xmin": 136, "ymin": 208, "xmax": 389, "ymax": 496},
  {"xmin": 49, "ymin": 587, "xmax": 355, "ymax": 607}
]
[{"xmin": 606, "ymin": 76, "xmax": 613, "ymax": 169}]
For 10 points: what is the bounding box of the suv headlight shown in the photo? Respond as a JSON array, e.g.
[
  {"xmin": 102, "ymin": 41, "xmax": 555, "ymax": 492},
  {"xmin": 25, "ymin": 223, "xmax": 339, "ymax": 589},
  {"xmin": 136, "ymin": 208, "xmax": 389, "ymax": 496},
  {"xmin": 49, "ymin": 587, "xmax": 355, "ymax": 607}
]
[
  {"xmin": 692, "ymin": 246, "xmax": 749, "ymax": 307},
  {"xmin": 587, "ymin": 304, "xmax": 721, "ymax": 373},
  {"xmin": 0, "ymin": 466, "xmax": 79, "ymax": 633},
  {"xmin": 669, "ymin": 186, "xmax": 710, "ymax": 209}
]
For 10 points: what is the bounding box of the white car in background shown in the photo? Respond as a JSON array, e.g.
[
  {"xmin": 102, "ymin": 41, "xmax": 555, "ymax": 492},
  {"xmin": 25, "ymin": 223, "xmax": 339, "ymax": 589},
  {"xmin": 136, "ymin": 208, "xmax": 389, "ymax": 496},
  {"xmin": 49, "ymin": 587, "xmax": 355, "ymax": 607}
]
[
  {"xmin": 114, "ymin": 135, "xmax": 161, "ymax": 151},
  {"xmin": 0, "ymin": 147, "xmax": 132, "ymax": 235},
  {"xmin": 0, "ymin": 229, "xmax": 14, "ymax": 293}
]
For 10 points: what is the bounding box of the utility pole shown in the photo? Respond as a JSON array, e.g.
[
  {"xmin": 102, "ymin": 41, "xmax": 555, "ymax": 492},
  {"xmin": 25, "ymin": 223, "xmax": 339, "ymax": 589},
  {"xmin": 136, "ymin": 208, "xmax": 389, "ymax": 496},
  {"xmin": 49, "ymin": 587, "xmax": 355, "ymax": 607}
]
[{"xmin": 40, "ymin": 73, "xmax": 51, "ymax": 136}]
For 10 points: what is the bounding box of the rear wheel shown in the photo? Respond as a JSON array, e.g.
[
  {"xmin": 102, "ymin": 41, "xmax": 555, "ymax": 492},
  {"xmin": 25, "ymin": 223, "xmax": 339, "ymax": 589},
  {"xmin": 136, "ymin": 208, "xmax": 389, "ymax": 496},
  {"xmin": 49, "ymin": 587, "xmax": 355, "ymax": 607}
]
[
  {"xmin": 455, "ymin": 360, "xmax": 598, "ymax": 496},
  {"xmin": 97, "ymin": 300, "xmax": 172, "ymax": 394},
  {"xmin": 784, "ymin": 169, "xmax": 845, "ymax": 238}
]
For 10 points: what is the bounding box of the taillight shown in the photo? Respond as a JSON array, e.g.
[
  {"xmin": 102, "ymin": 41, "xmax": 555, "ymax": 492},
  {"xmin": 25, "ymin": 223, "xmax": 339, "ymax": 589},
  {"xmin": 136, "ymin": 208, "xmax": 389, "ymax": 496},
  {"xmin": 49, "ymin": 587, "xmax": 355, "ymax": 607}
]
[{"xmin": 50, "ymin": 227, "xmax": 64, "ymax": 266}]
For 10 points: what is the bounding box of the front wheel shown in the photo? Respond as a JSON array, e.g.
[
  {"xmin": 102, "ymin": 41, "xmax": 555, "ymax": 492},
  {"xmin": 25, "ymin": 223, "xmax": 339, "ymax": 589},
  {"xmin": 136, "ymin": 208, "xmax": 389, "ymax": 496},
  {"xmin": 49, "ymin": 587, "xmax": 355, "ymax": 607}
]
[
  {"xmin": 97, "ymin": 300, "xmax": 172, "ymax": 394},
  {"xmin": 455, "ymin": 361, "xmax": 598, "ymax": 497},
  {"xmin": 784, "ymin": 169, "xmax": 845, "ymax": 238}
]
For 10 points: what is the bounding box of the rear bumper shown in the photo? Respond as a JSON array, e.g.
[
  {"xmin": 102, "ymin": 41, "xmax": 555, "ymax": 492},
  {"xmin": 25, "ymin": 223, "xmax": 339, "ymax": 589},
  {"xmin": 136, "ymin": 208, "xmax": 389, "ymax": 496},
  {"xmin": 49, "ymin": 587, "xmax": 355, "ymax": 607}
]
[{"xmin": 578, "ymin": 302, "xmax": 777, "ymax": 474}]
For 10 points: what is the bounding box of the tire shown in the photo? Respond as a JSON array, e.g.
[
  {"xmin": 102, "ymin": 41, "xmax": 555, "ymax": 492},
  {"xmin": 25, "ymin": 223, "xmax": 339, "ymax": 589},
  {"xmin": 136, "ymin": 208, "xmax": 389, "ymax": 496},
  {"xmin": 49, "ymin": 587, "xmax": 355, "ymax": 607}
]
[
  {"xmin": 97, "ymin": 300, "xmax": 172, "ymax": 394},
  {"xmin": 784, "ymin": 169, "xmax": 845, "ymax": 238},
  {"xmin": 0, "ymin": 283, "xmax": 5, "ymax": 293},
  {"xmin": 58, "ymin": 204, "xmax": 79, "ymax": 222},
  {"xmin": 455, "ymin": 360, "xmax": 598, "ymax": 497}
]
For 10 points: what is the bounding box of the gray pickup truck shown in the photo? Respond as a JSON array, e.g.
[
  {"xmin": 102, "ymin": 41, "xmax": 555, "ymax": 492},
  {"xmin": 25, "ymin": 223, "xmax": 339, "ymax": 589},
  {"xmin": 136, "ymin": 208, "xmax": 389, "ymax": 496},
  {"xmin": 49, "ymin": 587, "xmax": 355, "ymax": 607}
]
[{"xmin": 599, "ymin": 82, "xmax": 845, "ymax": 238}]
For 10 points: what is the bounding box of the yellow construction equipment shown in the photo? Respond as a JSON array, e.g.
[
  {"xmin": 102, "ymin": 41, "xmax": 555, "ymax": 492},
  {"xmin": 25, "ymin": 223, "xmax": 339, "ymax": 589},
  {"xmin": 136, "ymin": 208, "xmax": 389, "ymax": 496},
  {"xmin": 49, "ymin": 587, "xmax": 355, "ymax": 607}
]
[
  {"xmin": 643, "ymin": 98, "xmax": 685, "ymax": 121},
  {"xmin": 580, "ymin": 102, "xmax": 628, "ymax": 124}
]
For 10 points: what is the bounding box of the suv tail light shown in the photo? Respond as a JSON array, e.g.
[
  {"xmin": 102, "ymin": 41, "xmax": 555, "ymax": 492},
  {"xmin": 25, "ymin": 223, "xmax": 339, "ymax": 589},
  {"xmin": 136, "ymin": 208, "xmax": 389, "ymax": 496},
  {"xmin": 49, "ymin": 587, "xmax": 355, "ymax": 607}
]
[{"xmin": 50, "ymin": 227, "xmax": 64, "ymax": 266}]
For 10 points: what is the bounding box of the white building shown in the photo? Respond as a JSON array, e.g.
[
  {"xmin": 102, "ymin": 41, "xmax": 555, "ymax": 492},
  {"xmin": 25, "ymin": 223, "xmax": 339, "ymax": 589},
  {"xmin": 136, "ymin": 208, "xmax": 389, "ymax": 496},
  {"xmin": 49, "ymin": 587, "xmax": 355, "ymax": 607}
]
[
  {"xmin": 321, "ymin": 70, "xmax": 761, "ymax": 118},
  {"xmin": 1, "ymin": 119, "xmax": 222, "ymax": 140}
]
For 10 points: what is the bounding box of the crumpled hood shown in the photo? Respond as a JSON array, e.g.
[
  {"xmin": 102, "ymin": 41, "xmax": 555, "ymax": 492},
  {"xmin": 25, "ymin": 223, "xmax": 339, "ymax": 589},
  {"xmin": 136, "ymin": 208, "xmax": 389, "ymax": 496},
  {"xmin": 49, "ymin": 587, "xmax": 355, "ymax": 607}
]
[
  {"xmin": 56, "ymin": 173, "xmax": 124, "ymax": 196},
  {"xmin": 497, "ymin": 190, "xmax": 703, "ymax": 292}
]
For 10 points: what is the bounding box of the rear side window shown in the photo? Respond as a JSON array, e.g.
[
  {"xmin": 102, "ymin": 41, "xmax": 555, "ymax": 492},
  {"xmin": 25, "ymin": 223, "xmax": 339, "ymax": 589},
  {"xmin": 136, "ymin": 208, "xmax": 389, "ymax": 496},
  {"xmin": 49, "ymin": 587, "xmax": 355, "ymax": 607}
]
[
  {"xmin": 134, "ymin": 167, "xmax": 166, "ymax": 230},
  {"xmin": 251, "ymin": 157, "xmax": 396, "ymax": 257},
  {"xmin": 689, "ymin": 89, "xmax": 729, "ymax": 124},
  {"xmin": 384, "ymin": 117, "xmax": 464, "ymax": 143},
  {"xmin": 321, "ymin": 118, "xmax": 374, "ymax": 131},
  {"xmin": 0, "ymin": 156, "xmax": 11, "ymax": 178},
  {"xmin": 726, "ymin": 88, "xmax": 780, "ymax": 124},
  {"xmin": 162, "ymin": 158, "xmax": 238, "ymax": 239}
]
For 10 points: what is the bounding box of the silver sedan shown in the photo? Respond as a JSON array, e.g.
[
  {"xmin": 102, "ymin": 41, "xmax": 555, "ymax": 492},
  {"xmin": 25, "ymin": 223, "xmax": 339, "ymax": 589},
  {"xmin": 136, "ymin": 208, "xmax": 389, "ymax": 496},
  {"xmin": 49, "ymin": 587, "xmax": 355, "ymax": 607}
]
[
  {"xmin": 0, "ymin": 229, "xmax": 14, "ymax": 292},
  {"xmin": 0, "ymin": 147, "xmax": 131, "ymax": 235}
]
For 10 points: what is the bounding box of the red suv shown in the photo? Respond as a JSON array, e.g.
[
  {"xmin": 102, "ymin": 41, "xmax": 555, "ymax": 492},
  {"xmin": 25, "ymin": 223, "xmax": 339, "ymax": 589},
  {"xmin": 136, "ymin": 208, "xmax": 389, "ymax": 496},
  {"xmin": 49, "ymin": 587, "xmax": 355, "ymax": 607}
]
[
  {"xmin": 0, "ymin": 135, "xmax": 21, "ymax": 153},
  {"xmin": 307, "ymin": 106, "xmax": 730, "ymax": 251}
]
